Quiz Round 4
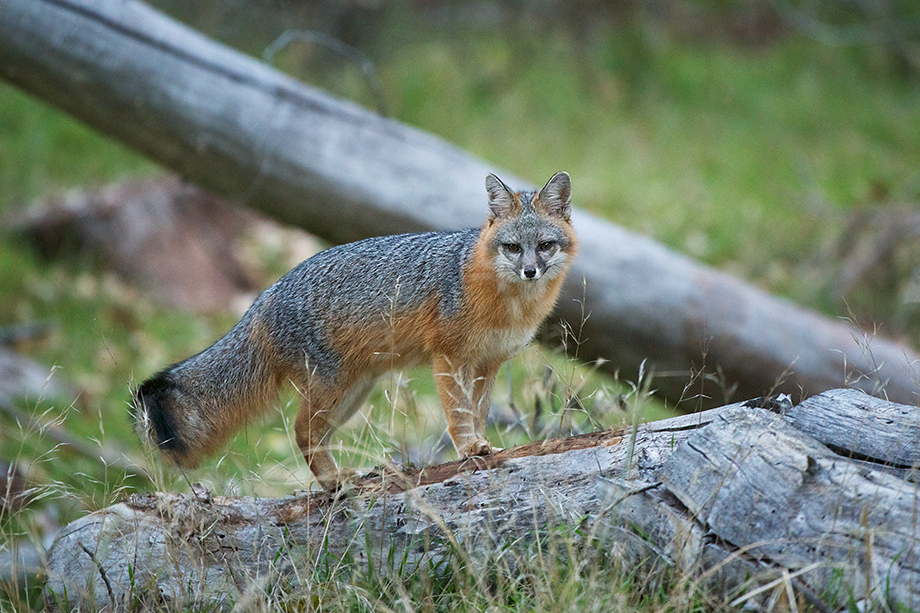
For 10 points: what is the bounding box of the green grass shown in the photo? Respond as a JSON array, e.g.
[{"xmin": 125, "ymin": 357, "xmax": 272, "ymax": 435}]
[
  {"xmin": 0, "ymin": 87, "xmax": 155, "ymax": 215},
  {"xmin": 389, "ymin": 33, "xmax": 920, "ymax": 268},
  {"xmin": 2, "ymin": 11, "xmax": 920, "ymax": 612},
  {"xmin": 258, "ymin": 527, "xmax": 685, "ymax": 613}
]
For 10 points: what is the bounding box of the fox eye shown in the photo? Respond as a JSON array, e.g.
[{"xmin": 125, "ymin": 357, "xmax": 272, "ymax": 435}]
[
  {"xmin": 503, "ymin": 243, "xmax": 523, "ymax": 254},
  {"xmin": 538, "ymin": 241, "xmax": 556, "ymax": 251}
]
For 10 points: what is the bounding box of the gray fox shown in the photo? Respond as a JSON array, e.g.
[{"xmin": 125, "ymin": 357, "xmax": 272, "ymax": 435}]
[{"xmin": 134, "ymin": 172, "xmax": 577, "ymax": 489}]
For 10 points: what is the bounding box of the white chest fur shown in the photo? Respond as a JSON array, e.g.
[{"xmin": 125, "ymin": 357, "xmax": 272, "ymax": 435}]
[{"xmin": 477, "ymin": 323, "xmax": 538, "ymax": 363}]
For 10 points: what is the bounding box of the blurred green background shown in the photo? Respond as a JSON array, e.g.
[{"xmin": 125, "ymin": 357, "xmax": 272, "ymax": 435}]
[{"xmin": 2, "ymin": 0, "xmax": 920, "ymax": 607}]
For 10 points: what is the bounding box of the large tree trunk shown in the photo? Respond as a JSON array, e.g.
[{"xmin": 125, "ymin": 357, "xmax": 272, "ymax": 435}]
[
  {"xmin": 43, "ymin": 388, "xmax": 920, "ymax": 612},
  {"xmin": 1, "ymin": 0, "xmax": 918, "ymax": 406}
]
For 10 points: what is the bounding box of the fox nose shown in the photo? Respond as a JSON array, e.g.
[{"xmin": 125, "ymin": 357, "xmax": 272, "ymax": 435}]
[{"xmin": 523, "ymin": 266, "xmax": 537, "ymax": 279}]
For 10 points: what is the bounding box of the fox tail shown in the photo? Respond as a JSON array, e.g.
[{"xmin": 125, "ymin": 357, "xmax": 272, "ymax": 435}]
[{"xmin": 133, "ymin": 312, "xmax": 280, "ymax": 468}]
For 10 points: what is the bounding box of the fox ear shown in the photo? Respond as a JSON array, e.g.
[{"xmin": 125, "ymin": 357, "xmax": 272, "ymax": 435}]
[
  {"xmin": 538, "ymin": 171, "xmax": 572, "ymax": 220},
  {"xmin": 486, "ymin": 173, "xmax": 516, "ymax": 220}
]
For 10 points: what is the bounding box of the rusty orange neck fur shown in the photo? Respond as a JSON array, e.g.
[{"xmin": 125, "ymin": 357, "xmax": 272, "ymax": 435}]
[{"xmin": 464, "ymin": 224, "xmax": 575, "ymax": 332}]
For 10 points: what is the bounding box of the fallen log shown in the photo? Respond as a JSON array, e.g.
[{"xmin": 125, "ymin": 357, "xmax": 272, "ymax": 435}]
[
  {"xmin": 1, "ymin": 0, "xmax": 918, "ymax": 406},
  {"xmin": 43, "ymin": 388, "xmax": 920, "ymax": 612}
]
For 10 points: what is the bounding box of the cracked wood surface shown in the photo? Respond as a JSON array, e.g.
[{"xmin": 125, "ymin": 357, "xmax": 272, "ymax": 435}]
[
  {"xmin": 44, "ymin": 389, "xmax": 920, "ymax": 612},
  {"xmin": 660, "ymin": 407, "xmax": 920, "ymax": 609},
  {"xmin": 2, "ymin": 0, "xmax": 920, "ymax": 406},
  {"xmin": 786, "ymin": 388, "xmax": 920, "ymax": 467}
]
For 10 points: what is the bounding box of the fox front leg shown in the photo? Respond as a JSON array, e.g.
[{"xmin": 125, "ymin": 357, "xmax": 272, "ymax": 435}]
[
  {"xmin": 433, "ymin": 355, "xmax": 493, "ymax": 457},
  {"xmin": 471, "ymin": 362, "xmax": 501, "ymax": 447}
]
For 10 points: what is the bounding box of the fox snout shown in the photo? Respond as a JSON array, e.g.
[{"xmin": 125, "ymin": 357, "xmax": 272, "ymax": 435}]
[{"xmin": 521, "ymin": 250, "xmax": 543, "ymax": 280}]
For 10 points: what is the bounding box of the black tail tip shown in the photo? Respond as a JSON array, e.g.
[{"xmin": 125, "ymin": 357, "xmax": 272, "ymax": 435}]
[{"xmin": 134, "ymin": 370, "xmax": 187, "ymax": 456}]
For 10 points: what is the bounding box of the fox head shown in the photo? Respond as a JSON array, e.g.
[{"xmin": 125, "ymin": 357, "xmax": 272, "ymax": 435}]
[{"xmin": 484, "ymin": 171, "xmax": 577, "ymax": 284}]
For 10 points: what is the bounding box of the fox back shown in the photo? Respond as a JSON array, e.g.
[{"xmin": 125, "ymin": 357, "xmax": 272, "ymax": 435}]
[{"xmin": 134, "ymin": 171, "xmax": 577, "ymax": 489}]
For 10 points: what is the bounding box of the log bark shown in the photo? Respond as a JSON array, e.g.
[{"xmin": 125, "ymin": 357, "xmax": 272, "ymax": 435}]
[
  {"xmin": 1, "ymin": 0, "xmax": 919, "ymax": 406},
  {"xmin": 44, "ymin": 389, "xmax": 920, "ymax": 612}
]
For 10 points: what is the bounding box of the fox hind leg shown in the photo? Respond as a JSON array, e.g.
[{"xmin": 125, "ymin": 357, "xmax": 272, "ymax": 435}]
[{"xmin": 295, "ymin": 377, "xmax": 376, "ymax": 490}]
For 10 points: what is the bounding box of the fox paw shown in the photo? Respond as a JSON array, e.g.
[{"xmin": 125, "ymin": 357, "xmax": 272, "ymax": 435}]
[
  {"xmin": 316, "ymin": 467, "xmax": 358, "ymax": 492},
  {"xmin": 460, "ymin": 439, "xmax": 494, "ymax": 458}
]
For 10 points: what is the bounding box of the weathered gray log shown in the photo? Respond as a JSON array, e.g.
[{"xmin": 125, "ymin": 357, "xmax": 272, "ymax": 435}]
[
  {"xmin": 43, "ymin": 389, "xmax": 920, "ymax": 612},
  {"xmin": 786, "ymin": 387, "xmax": 920, "ymax": 467},
  {"xmin": 660, "ymin": 405, "xmax": 920, "ymax": 610},
  {"xmin": 1, "ymin": 0, "xmax": 919, "ymax": 406}
]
